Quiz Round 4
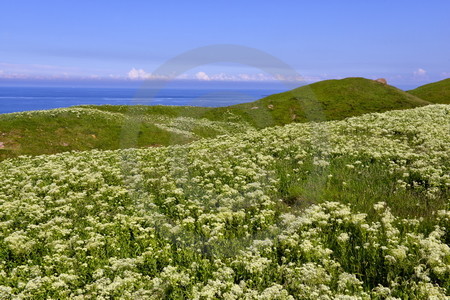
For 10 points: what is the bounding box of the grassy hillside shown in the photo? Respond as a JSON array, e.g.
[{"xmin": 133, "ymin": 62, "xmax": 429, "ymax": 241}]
[
  {"xmin": 408, "ymin": 78, "xmax": 450, "ymax": 104},
  {"xmin": 0, "ymin": 104, "xmax": 448, "ymax": 298},
  {"xmin": 91, "ymin": 77, "xmax": 430, "ymax": 128},
  {"xmin": 0, "ymin": 77, "xmax": 431, "ymax": 160},
  {"xmin": 0, "ymin": 107, "xmax": 251, "ymax": 160},
  {"xmin": 217, "ymin": 77, "xmax": 430, "ymax": 127}
]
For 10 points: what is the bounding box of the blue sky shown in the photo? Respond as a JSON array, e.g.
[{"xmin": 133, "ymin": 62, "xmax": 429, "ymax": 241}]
[{"xmin": 1, "ymin": 0, "xmax": 449, "ymax": 88}]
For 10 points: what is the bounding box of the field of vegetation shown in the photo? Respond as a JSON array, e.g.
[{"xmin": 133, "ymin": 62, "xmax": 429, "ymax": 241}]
[
  {"xmin": 0, "ymin": 106, "xmax": 252, "ymax": 160},
  {"xmin": 408, "ymin": 78, "xmax": 450, "ymax": 104},
  {"xmin": 0, "ymin": 78, "xmax": 431, "ymax": 161},
  {"xmin": 0, "ymin": 103, "xmax": 449, "ymax": 298}
]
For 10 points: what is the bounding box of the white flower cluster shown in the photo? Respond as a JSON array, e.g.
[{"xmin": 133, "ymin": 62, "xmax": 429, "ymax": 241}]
[
  {"xmin": 0, "ymin": 107, "xmax": 123, "ymax": 121},
  {"xmin": 0, "ymin": 104, "xmax": 448, "ymax": 298}
]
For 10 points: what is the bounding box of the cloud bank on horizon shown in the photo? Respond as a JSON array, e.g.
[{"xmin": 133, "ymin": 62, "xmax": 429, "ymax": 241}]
[
  {"xmin": 126, "ymin": 68, "xmax": 312, "ymax": 83},
  {"xmin": 0, "ymin": 64, "xmax": 447, "ymax": 88}
]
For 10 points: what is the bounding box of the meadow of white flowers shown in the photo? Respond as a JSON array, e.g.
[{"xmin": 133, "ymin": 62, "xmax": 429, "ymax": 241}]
[{"xmin": 0, "ymin": 105, "xmax": 449, "ymax": 298}]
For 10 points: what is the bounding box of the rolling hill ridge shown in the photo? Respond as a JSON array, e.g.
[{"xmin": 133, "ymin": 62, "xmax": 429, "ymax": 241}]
[
  {"xmin": 216, "ymin": 77, "xmax": 430, "ymax": 127},
  {"xmin": 407, "ymin": 78, "xmax": 450, "ymax": 104}
]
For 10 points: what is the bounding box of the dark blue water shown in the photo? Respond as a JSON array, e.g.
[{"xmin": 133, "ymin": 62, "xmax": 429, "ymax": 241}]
[{"xmin": 0, "ymin": 87, "xmax": 284, "ymax": 114}]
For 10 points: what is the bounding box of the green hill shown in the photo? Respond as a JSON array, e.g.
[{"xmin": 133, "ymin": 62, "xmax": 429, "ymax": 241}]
[
  {"xmin": 407, "ymin": 78, "xmax": 450, "ymax": 104},
  {"xmin": 0, "ymin": 77, "xmax": 431, "ymax": 160},
  {"xmin": 0, "ymin": 107, "xmax": 251, "ymax": 160},
  {"xmin": 212, "ymin": 77, "xmax": 430, "ymax": 128}
]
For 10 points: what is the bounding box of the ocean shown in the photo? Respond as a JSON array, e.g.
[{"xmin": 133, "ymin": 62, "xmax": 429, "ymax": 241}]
[{"xmin": 0, "ymin": 87, "xmax": 284, "ymax": 115}]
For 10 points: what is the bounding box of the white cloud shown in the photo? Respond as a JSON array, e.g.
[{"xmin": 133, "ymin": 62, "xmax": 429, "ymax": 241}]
[
  {"xmin": 209, "ymin": 73, "xmax": 235, "ymax": 81},
  {"xmin": 195, "ymin": 71, "xmax": 210, "ymax": 81},
  {"xmin": 441, "ymin": 72, "xmax": 450, "ymax": 78},
  {"xmin": 413, "ymin": 68, "xmax": 427, "ymax": 77},
  {"xmin": 0, "ymin": 64, "xmax": 325, "ymax": 84},
  {"xmin": 191, "ymin": 71, "xmax": 319, "ymax": 83},
  {"xmin": 127, "ymin": 68, "xmax": 151, "ymax": 80},
  {"xmin": 127, "ymin": 68, "xmax": 175, "ymax": 80},
  {"xmin": 126, "ymin": 68, "xmax": 316, "ymax": 82}
]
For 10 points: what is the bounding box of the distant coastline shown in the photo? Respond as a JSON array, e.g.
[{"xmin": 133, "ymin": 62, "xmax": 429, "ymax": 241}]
[
  {"xmin": 0, "ymin": 79, "xmax": 425, "ymax": 115},
  {"xmin": 0, "ymin": 86, "xmax": 283, "ymax": 115}
]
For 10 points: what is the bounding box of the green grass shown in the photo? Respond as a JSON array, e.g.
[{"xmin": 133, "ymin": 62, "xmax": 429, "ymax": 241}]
[
  {"xmin": 408, "ymin": 78, "xmax": 450, "ymax": 104},
  {"xmin": 0, "ymin": 77, "xmax": 432, "ymax": 161},
  {"xmin": 0, "ymin": 104, "xmax": 448, "ymax": 298},
  {"xmin": 220, "ymin": 77, "xmax": 430, "ymax": 127},
  {"xmin": 275, "ymin": 155, "xmax": 448, "ymax": 230},
  {"xmin": 0, "ymin": 109, "xmax": 190, "ymax": 159},
  {"xmin": 0, "ymin": 107, "xmax": 250, "ymax": 160}
]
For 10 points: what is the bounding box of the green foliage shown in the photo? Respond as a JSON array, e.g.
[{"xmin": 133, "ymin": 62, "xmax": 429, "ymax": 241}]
[
  {"xmin": 222, "ymin": 77, "xmax": 430, "ymax": 127},
  {"xmin": 0, "ymin": 104, "xmax": 449, "ymax": 298},
  {"xmin": 408, "ymin": 78, "xmax": 450, "ymax": 104},
  {"xmin": 0, "ymin": 107, "xmax": 251, "ymax": 160}
]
